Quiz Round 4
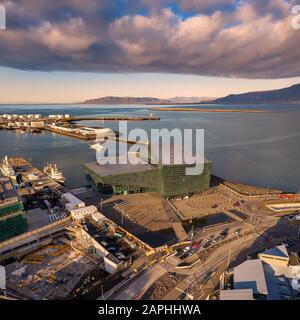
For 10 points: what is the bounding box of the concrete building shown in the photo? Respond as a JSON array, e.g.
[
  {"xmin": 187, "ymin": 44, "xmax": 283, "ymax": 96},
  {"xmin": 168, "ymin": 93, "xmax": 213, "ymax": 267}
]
[
  {"xmin": 220, "ymin": 289, "xmax": 254, "ymax": 300},
  {"xmin": 259, "ymin": 245, "xmax": 290, "ymax": 267},
  {"xmin": 30, "ymin": 121, "xmax": 45, "ymax": 128},
  {"xmin": 234, "ymin": 259, "xmax": 268, "ymax": 296},
  {"xmin": 63, "ymin": 193, "xmax": 85, "ymax": 212},
  {"xmin": 223, "ymin": 245, "xmax": 300, "ymax": 300},
  {"xmin": 80, "ymin": 224, "xmax": 124, "ymax": 274},
  {"xmin": 91, "ymin": 211, "xmax": 106, "ymax": 224},
  {"xmin": 70, "ymin": 205, "xmax": 98, "ymax": 221}
]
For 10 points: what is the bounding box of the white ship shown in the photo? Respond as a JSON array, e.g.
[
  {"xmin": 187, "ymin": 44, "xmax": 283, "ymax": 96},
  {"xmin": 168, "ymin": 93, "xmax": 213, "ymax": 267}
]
[
  {"xmin": 0, "ymin": 155, "xmax": 15, "ymax": 178},
  {"xmin": 90, "ymin": 143, "xmax": 104, "ymax": 152},
  {"xmin": 43, "ymin": 163, "xmax": 66, "ymax": 184}
]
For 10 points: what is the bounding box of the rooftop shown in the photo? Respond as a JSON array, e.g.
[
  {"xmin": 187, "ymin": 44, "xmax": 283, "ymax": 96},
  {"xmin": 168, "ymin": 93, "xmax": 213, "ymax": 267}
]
[
  {"xmin": 85, "ymin": 158, "xmax": 155, "ymax": 177},
  {"xmin": 262, "ymin": 263, "xmax": 300, "ymax": 300},
  {"xmin": 0, "ymin": 177, "xmax": 19, "ymax": 208},
  {"xmin": 260, "ymin": 245, "xmax": 289, "ymax": 259},
  {"xmin": 220, "ymin": 289, "xmax": 254, "ymax": 300},
  {"xmin": 234, "ymin": 259, "xmax": 268, "ymax": 295}
]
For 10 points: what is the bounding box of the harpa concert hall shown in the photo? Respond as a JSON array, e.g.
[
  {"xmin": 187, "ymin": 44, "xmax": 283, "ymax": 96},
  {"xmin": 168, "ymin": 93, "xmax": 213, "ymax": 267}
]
[{"xmin": 84, "ymin": 142, "xmax": 212, "ymax": 197}]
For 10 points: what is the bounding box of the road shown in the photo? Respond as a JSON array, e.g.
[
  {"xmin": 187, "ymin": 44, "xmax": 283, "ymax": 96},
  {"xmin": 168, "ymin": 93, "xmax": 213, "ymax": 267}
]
[
  {"xmin": 108, "ymin": 192, "xmax": 300, "ymax": 301},
  {"xmin": 111, "ymin": 264, "xmax": 167, "ymax": 300},
  {"xmin": 162, "ymin": 217, "xmax": 299, "ymax": 300}
]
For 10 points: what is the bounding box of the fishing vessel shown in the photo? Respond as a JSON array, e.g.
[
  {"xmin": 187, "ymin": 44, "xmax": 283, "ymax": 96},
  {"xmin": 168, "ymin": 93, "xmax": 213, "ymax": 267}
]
[
  {"xmin": 0, "ymin": 156, "xmax": 15, "ymax": 178},
  {"xmin": 43, "ymin": 163, "xmax": 66, "ymax": 184}
]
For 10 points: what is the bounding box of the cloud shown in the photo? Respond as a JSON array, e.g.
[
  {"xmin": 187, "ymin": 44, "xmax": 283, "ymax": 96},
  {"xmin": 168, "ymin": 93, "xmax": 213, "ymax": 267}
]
[{"xmin": 0, "ymin": 0, "xmax": 299, "ymax": 78}]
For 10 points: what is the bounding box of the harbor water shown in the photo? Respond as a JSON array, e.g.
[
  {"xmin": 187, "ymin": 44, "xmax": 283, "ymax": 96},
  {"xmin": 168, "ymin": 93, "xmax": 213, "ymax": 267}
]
[{"xmin": 0, "ymin": 103, "xmax": 300, "ymax": 192}]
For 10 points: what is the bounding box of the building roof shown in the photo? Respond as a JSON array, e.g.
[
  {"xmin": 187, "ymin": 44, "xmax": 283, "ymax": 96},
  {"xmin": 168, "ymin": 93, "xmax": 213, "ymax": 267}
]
[
  {"xmin": 220, "ymin": 289, "xmax": 254, "ymax": 300},
  {"xmin": 0, "ymin": 177, "xmax": 19, "ymax": 208},
  {"xmin": 234, "ymin": 259, "xmax": 268, "ymax": 295},
  {"xmin": 260, "ymin": 245, "xmax": 289, "ymax": 259},
  {"xmin": 63, "ymin": 193, "xmax": 85, "ymax": 206},
  {"xmin": 289, "ymin": 252, "xmax": 300, "ymax": 266},
  {"xmin": 262, "ymin": 263, "xmax": 300, "ymax": 300},
  {"xmin": 84, "ymin": 159, "xmax": 155, "ymax": 177},
  {"xmin": 91, "ymin": 211, "xmax": 106, "ymax": 223}
]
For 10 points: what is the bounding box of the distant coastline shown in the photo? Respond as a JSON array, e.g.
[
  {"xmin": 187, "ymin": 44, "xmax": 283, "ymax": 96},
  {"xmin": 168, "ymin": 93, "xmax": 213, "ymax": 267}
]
[{"xmin": 150, "ymin": 107, "xmax": 267, "ymax": 113}]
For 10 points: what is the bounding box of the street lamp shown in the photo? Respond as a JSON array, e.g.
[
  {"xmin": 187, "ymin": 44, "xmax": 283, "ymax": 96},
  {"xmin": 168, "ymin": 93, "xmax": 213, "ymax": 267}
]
[
  {"xmin": 101, "ymin": 284, "xmax": 104, "ymax": 300},
  {"xmin": 176, "ymin": 287, "xmax": 194, "ymax": 300}
]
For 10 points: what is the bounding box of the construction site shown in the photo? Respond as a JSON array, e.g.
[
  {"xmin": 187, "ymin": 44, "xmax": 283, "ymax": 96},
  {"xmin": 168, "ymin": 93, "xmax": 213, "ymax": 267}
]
[
  {"xmin": 0, "ymin": 195, "xmax": 154, "ymax": 300},
  {"xmin": 5, "ymin": 242, "xmax": 96, "ymax": 300}
]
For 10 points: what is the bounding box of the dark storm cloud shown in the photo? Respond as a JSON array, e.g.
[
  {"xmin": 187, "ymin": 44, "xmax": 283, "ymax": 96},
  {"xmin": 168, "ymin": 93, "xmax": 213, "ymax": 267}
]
[{"xmin": 0, "ymin": 0, "xmax": 299, "ymax": 78}]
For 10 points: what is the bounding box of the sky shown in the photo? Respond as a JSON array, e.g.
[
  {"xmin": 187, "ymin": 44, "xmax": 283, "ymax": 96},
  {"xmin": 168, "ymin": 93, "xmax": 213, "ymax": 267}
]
[{"xmin": 0, "ymin": 0, "xmax": 300, "ymax": 103}]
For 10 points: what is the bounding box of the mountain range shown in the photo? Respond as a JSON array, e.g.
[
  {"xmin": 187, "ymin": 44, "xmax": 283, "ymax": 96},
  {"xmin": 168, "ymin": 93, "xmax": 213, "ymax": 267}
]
[
  {"xmin": 83, "ymin": 96, "xmax": 168, "ymax": 104},
  {"xmin": 83, "ymin": 83, "xmax": 300, "ymax": 105},
  {"xmin": 213, "ymin": 83, "xmax": 300, "ymax": 104},
  {"xmin": 83, "ymin": 96, "xmax": 215, "ymax": 104}
]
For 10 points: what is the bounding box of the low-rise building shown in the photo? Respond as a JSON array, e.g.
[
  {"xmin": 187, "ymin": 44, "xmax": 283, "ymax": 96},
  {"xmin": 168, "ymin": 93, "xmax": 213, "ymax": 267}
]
[
  {"xmin": 30, "ymin": 121, "xmax": 45, "ymax": 128},
  {"xmin": 234, "ymin": 259, "xmax": 268, "ymax": 296},
  {"xmin": 258, "ymin": 245, "xmax": 290, "ymax": 267},
  {"xmin": 63, "ymin": 192, "xmax": 85, "ymax": 212},
  {"xmin": 220, "ymin": 289, "xmax": 254, "ymax": 300},
  {"xmin": 222, "ymin": 245, "xmax": 300, "ymax": 300},
  {"xmin": 70, "ymin": 205, "xmax": 98, "ymax": 221}
]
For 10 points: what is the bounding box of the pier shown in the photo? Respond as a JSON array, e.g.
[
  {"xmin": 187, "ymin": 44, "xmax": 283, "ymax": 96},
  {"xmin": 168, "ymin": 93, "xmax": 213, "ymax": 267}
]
[
  {"xmin": 45, "ymin": 126, "xmax": 97, "ymax": 140},
  {"xmin": 67, "ymin": 115, "xmax": 160, "ymax": 122}
]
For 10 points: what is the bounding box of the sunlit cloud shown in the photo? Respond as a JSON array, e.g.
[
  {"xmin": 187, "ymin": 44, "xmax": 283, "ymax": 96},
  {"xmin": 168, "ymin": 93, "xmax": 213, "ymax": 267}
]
[{"xmin": 0, "ymin": 0, "xmax": 299, "ymax": 78}]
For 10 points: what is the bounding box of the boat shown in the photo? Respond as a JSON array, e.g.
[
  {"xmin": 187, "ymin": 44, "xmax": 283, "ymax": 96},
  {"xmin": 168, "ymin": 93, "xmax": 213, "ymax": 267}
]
[
  {"xmin": 90, "ymin": 143, "xmax": 104, "ymax": 152},
  {"xmin": 43, "ymin": 163, "xmax": 66, "ymax": 184},
  {"xmin": 0, "ymin": 156, "xmax": 16, "ymax": 178}
]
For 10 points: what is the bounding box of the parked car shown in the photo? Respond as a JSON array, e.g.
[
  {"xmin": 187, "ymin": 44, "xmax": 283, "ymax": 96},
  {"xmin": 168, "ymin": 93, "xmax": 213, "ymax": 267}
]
[
  {"xmin": 221, "ymin": 228, "xmax": 229, "ymax": 237},
  {"xmin": 215, "ymin": 236, "xmax": 223, "ymax": 242},
  {"xmin": 203, "ymin": 241, "xmax": 211, "ymax": 249},
  {"xmin": 183, "ymin": 246, "xmax": 191, "ymax": 253}
]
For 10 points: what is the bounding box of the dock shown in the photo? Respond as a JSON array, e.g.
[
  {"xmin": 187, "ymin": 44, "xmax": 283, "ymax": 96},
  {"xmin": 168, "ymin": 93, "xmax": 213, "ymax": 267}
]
[
  {"xmin": 66, "ymin": 116, "xmax": 160, "ymax": 122},
  {"xmin": 45, "ymin": 126, "xmax": 96, "ymax": 140},
  {"xmin": 8, "ymin": 157, "xmax": 63, "ymax": 195}
]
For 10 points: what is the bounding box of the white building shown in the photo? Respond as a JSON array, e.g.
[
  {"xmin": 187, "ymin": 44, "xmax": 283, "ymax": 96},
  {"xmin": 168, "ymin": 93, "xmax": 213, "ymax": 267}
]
[
  {"xmin": 30, "ymin": 121, "xmax": 45, "ymax": 128},
  {"xmin": 258, "ymin": 245, "xmax": 290, "ymax": 267},
  {"xmin": 63, "ymin": 193, "xmax": 85, "ymax": 212},
  {"xmin": 234, "ymin": 259, "xmax": 268, "ymax": 296},
  {"xmin": 70, "ymin": 205, "xmax": 98, "ymax": 221},
  {"xmin": 91, "ymin": 211, "xmax": 106, "ymax": 224},
  {"xmin": 220, "ymin": 289, "xmax": 253, "ymax": 300}
]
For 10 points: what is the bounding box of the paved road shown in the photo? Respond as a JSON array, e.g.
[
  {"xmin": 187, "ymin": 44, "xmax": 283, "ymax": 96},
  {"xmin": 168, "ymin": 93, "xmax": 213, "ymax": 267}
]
[
  {"xmin": 162, "ymin": 233, "xmax": 258, "ymax": 300},
  {"xmin": 162, "ymin": 217, "xmax": 299, "ymax": 300},
  {"xmin": 111, "ymin": 264, "xmax": 167, "ymax": 300},
  {"xmin": 109, "ymin": 200, "xmax": 299, "ymax": 301}
]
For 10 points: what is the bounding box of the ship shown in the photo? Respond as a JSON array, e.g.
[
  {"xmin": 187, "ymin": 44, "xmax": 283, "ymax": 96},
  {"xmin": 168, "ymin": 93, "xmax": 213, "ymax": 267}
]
[
  {"xmin": 43, "ymin": 163, "xmax": 66, "ymax": 184},
  {"xmin": 90, "ymin": 143, "xmax": 104, "ymax": 152},
  {"xmin": 0, "ymin": 156, "xmax": 15, "ymax": 178}
]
